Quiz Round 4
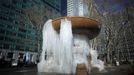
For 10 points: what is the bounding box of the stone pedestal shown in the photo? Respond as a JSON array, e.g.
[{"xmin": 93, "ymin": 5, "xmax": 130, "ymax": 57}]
[{"xmin": 76, "ymin": 64, "xmax": 88, "ymax": 75}]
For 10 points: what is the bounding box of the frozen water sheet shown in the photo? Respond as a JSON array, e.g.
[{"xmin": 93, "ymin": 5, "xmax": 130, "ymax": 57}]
[
  {"xmin": 37, "ymin": 19, "xmax": 104, "ymax": 74},
  {"xmin": 37, "ymin": 19, "xmax": 73, "ymax": 74}
]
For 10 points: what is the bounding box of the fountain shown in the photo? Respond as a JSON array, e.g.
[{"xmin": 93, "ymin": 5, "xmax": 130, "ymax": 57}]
[{"xmin": 37, "ymin": 16, "xmax": 104, "ymax": 74}]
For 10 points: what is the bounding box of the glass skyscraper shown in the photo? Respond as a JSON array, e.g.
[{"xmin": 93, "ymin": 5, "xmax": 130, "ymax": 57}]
[{"xmin": 0, "ymin": 0, "xmax": 61, "ymax": 65}]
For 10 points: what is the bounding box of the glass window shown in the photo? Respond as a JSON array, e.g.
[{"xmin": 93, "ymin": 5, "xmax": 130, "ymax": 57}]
[
  {"xmin": 3, "ymin": 44, "xmax": 9, "ymax": 49},
  {"xmin": 2, "ymin": 3, "xmax": 10, "ymax": 8},
  {"xmin": 13, "ymin": 26, "xmax": 18, "ymax": 31},
  {"xmin": 12, "ymin": 0, "xmax": 17, "ymax": 4},
  {"xmin": 0, "ymin": 44, "xmax": 3, "ymax": 49},
  {"xmin": 10, "ymin": 44, "xmax": 15, "ymax": 50},
  {"xmin": 7, "ymin": 25, "xmax": 12, "ymax": 29},
  {"xmin": 18, "ymin": 33, "xmax": 26, "ymax": 38},
  {"xmin": 0, "ymin": 24, "xmax": 5, "ymax": 27},
  {"xmin": 15, "ymin": 45, "xmax": 20, "ymax": 50},
  {"xmin": 14, "ymin": 20, "xmax": 19, "ymax": 24},
  {"xmin": 0, "ymin": 29, "xmax": 5, "ymax": 33},
  {"xmin": 0, "ymin": 16, "xmax": 8, "ymax": 21},
  {"xmin": 0, "ymin": 36, "xmax": 4, "ymax": 40},
  {"xmin": 19, "ymin": 28, "xmax": 26, "ymax": 32}
]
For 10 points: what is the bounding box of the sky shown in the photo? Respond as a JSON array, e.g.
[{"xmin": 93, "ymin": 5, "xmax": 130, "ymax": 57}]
[{"xmin": 94, "ymin": 0, "xmax": 134, "ymax": 13}]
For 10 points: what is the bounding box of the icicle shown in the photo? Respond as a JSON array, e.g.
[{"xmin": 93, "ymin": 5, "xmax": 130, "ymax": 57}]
[
  {"xmin": 59, "ymin": 18, "xmax": 73, "ymax": 74},
  {"xmin": 37, "ymin": 19, "xmax": 104, "ymax": 74},
  {"xmin": 90, "ymin": 47, "xmax": 105, "ymax": 71}
]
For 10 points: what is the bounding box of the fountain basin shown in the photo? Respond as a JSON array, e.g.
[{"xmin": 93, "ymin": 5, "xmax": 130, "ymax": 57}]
[
  {"xmin": 52, "ymin": 16, "xmax": 100, "ymax": 39},
  {"xmin": 38, "ymin": 17, "xmax": 104, "ymax": 74}
]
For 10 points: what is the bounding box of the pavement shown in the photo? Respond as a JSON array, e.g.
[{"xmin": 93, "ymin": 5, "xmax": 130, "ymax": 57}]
[
  {"xmin": 90, "ymin": 65, "xmax": 134, "ymax": 75},
  {"xmin": 0, "ymin": 65, "xmax": 133, "ymax": 75}
]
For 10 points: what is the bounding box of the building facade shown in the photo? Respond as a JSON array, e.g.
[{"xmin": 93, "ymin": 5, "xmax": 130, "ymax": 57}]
[
  {"xmin": 0, "ymin": 0, "xmax": 61, "ymax": 65},
  {"xmin": 67, "ymin": 0, "xmax": 88, "ymax": 16}
]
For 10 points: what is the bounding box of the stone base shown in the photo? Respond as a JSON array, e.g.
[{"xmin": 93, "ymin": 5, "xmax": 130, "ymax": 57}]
[{"xmin": 76, "ymin": 64, "xmax": 88, "ymax": 75}]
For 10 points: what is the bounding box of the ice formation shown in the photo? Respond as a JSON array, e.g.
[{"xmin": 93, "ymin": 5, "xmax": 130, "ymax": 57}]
[
  {"xmin": 37, "ymin": 19, "xmax": 104, "ymax": 74},
  {"xmin": 37, "ymin": 19, "xmax": 60, "ymax": 72},
  {"xmin": 90, "ymin": 48, "xmax": 105, "ymax": 71},
  {"xmin": 37, "ymin": 19, "xmax": 73, "ymax": 74},
  {"xmin": 59, "ymin": 19, "xmax": 73, "ymax": 73},
  {"xmin": 72, "ymin": 34, "xmax": 91, "ymax": 73}
]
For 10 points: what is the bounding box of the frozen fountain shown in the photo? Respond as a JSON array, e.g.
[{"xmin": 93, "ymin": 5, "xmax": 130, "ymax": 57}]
[
  {"xmin": 37, "ymin": 16, "xmax": 104, "ymax": 74},
  {"xmin": 90, "ymin": 47, "xmax": 104, "ymax": 71}
]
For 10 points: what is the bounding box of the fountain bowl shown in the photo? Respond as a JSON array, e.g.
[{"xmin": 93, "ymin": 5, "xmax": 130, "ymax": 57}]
[{"xmin": 52, "ymin": 16, "xmax": 101, "ymax": 39}]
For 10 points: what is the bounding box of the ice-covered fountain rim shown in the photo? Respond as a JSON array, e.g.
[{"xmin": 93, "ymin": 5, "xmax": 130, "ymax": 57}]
[{"xmin": 52, "ymin": 16, "xmax": 100, "ymax": 30}]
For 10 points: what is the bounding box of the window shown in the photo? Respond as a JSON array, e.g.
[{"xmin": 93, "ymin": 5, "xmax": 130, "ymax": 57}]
[
  {"xmin": 0, "ymin": 16, "xmax": 8, "ymax": 21},
  {"xmin": 23, "ymin": 0, "xmax": 27, "ymax": 3},
  {"xmin": 2, "ymin": 3, "xmax": 10, "ymax": 8},
  {"xmin": 3, "ymin": 44, "xmax": 9, "ymax": 49},
  {"xmin": 7, "ymin": 25, "xmax": 12, "ymax": 29},
  {"xmin": 14, "ymin": 20, "xmax": 19, "ymax": 24},
  {"xmin": 8, "ymin": 17, "xmax": 13, "ymax": 22},
  {"xmin": 12, "ymin": 0, "xmax": 17, "ymax": 4},
  {"xmin": 18, "ymin": 33, "xmax": 26, "ymax": 38},
  {"xmin": 22, "ymin": 4, "xmax": 25, "ymax": 8},
  {"xmin": 0, "ymin": 36, "xmax": 4, "ymax": 40},
  {"xmin": 10, "ymin": 44, "xmax": 15, "ymax": 50},
  {"xmin": 13, "ymin": 27, "xmax": 18, "ymax": 31},
  {"xmin": 0, "ymin": 29, "xmax": 5, "ymax": 34},
  {"xmin": 0, "ymin": 24, "xmax": 5, "ymax": 27},
  {"xmin": 6, "ymin": 31, "xmax": 16, "ymax": 36},
  {"xmin": 0, "ymin": 44, "xmax": 3, "ymax": 48},
  {"xmin": 19, "ymin": 28, "xmax": 26, "ymax": 32},
  {"xmin": 15, "ymin": 45, "xmax": 20, "ymax": 50}
]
